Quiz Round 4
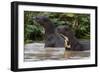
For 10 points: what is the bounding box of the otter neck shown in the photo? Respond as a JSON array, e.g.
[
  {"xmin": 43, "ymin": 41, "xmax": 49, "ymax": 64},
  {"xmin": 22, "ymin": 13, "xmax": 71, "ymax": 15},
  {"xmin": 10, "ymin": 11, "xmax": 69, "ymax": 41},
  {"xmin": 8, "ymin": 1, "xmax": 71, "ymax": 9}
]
[{"xmin": 44, "ymin": 23, "xmax": 55, "ymax": 35}]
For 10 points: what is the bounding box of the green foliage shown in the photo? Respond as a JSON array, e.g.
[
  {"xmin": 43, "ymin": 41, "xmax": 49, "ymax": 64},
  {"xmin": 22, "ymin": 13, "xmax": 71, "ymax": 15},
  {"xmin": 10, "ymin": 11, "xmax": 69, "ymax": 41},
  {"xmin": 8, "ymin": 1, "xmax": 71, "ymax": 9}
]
[{"xmin": 24, "ymin": 11, "xmax": 90, "ymax": 44}]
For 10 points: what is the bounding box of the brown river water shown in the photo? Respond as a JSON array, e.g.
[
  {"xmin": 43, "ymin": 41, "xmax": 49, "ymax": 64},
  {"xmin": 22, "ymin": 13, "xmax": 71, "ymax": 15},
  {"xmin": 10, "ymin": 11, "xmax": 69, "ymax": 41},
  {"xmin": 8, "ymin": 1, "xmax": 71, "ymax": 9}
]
[{"xmin": 24, "ymin": 43, "xmax": 90, "ymax": 62}]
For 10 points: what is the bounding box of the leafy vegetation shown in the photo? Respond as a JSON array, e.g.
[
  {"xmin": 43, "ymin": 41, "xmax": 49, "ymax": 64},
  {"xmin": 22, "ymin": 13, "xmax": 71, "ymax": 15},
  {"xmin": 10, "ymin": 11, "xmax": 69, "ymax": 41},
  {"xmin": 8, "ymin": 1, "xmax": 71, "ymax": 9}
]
[{"xmin": 24, "ymin": 11, "xmax": 90, "ymax": 44}]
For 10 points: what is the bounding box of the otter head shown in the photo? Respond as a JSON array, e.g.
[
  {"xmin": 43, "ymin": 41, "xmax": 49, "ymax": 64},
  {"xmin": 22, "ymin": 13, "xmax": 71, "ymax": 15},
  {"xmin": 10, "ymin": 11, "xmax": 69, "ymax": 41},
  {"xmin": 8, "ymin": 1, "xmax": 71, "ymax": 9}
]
[
  {"xmin": 33, "ymin": 16, "xmax": 51, "ymax": 28},
  {"xmin": 56, "ymin": 25, "xmax": 75, "ymax": 36}
]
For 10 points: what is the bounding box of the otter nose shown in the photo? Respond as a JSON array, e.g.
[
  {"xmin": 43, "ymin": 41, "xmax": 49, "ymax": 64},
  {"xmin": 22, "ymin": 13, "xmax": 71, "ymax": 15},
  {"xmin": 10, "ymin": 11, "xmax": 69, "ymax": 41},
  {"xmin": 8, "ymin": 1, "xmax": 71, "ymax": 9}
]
[{"xmin": 33, "ymin": 16, "xmax": 41, "ymax": 20}]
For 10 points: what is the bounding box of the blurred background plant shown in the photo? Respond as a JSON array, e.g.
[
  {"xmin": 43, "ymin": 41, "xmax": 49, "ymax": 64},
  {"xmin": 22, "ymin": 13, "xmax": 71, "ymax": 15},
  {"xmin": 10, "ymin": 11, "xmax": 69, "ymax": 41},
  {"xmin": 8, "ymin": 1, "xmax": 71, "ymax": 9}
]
[{"xmin": 24, "ymin": 11, "xmax": 90, "ymax": 44}]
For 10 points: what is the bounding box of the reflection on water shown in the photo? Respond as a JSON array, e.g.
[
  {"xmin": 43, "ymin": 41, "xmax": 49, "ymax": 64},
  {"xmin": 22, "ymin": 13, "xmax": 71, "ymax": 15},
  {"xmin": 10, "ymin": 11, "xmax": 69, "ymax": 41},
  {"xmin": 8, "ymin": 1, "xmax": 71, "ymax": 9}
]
[{"xmin": 24, "ymin": 43, "xmax": 90, "ymax": 62}]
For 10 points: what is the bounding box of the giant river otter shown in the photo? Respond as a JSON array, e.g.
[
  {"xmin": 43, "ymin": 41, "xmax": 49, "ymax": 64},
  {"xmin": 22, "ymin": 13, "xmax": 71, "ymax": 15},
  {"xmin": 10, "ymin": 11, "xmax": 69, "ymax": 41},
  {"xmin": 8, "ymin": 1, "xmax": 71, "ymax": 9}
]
[{"xmin": 33, "ymin": 16, "xmax": 65, "ymax": 47}]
